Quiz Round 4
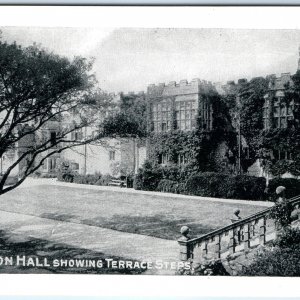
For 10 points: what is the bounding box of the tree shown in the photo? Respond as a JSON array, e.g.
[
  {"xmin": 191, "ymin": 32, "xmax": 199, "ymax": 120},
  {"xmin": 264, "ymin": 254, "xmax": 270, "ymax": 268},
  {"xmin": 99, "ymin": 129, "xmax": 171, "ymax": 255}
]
[
  {"xmin": 0, "ymin": 39, "xmax": 99, "ymax": 195},
  {"xmin": 101, "ymin": 93, "xmax": 147, "ymax": 138}
]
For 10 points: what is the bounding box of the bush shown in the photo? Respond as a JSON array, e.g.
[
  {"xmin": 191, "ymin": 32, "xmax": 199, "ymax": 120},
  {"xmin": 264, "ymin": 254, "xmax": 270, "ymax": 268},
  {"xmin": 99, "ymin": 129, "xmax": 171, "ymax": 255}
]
[
  {"xmin": 95, "ymin": 174, "xmax": 112, "ymax": 186},
  {"xmin": 240, "ymin": 228, "xmax": 300, "ymax": 276},
  {"xmin": 133, "ymin": 161, "xmax": 163, "ymax": 191},
  {"xmin": 133, "ymin": 161, "xmax": 195, "ymax": 191},
  {"xmin": 57, "ymin": 163, "xmax": 74, "ymax": 183},
  {"xmin": 269, "ymin": 201, "xmax": 294, "ymax": 228},
  {"xmin": 185, "ymin": 172, "xmax": 266, "ymax": 200},
  {"xmin": 268, "ymin": 177, "xmax": 300, "ymax": 200},
  {"xmin": 273, "ymin": 227, "xmax": 300, "ymax": 248},
  {"xmin": 156, "ymin": 179, "xmax": 186, "ymax": 194},
  {"xmin": 73, "ymin": 173, "xmax": 102, "ymax": 185}
]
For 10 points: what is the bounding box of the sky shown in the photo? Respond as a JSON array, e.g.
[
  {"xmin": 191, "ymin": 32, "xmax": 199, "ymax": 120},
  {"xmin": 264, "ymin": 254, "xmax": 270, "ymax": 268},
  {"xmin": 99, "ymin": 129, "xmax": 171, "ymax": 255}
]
[{"xmin": 2, "ymin": 27, "xmax": 300, "ymax": 93}]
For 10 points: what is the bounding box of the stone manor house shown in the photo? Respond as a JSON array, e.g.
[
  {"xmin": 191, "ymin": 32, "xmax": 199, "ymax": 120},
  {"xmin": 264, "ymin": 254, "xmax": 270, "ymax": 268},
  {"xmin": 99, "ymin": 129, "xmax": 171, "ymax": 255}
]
[{"xmin": 2, "ymin": 48, "xmax": 300, "ymax": 180}]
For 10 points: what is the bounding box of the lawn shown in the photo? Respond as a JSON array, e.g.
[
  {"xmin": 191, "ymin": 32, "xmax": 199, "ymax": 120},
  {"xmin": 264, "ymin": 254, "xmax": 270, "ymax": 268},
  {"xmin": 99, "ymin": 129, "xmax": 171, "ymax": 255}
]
[{"xmin": 0, "ymin": 183, "xmax": 266, "ymax": 240}]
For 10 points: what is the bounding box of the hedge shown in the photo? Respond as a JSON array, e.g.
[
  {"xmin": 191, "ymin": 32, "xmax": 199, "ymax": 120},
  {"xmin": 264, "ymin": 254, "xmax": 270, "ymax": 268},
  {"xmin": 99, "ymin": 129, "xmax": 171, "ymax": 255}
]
[
  {"xmin": 268, "ymin": 177, "xmax": 300, "ymax": 200},
  {"xmin": 133, "ymin": 161, "xmax": 195, "ymax": 191},
  {"xmin": 156, "ymin": 179, "xmax": 186, "ymax": 194},
  {"xmin": 184, "ymin": 172, "xmax": 267, "ymax": 200}
]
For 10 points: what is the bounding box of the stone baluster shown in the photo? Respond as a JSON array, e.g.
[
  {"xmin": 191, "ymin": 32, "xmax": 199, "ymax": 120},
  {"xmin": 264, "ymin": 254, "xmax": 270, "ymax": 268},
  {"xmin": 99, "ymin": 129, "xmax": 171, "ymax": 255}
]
[
  {"xmin": 243, "ymin": 223, "xmax": 251, "ymax": 250},
  {"xmin": 228, "ymin": 229, "xmax": 236, "ymax": 254},
  {"xmin": 259, "ymin": 217, "xmax": 267, "ymax": 245},
  {"xmin": 202, "ymin": 240, "xmax": 208, "ymax": 257},
  {"xmin": 215, "ymin": 234, "xmax": 221, "ymax": 259}
]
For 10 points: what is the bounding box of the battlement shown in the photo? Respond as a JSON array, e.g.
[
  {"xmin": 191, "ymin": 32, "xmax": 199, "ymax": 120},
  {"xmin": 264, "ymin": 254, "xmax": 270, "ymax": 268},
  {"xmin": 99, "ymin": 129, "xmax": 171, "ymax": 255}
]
[
  {"xmin": 147, "ymin": 78, "xmax": 215, "ymax": 98},
  {"xmin": 148, "ymin": 78, "xmax": 214, "ymax": 89}
]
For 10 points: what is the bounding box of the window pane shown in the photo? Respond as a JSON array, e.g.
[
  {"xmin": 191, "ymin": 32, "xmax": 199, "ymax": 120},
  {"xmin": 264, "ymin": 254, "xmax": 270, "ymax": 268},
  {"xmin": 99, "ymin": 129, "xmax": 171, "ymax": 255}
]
[
  {"xmin": 180, "ymin": 111, "xmax": 185, "ymax": 119},
  {"xmin": 185, "ymin": 110, "xmax": 191, "ymax": 119},
  {"xmin": 186, "ymin": 121, "xmax": 191, "ymax": 130}
]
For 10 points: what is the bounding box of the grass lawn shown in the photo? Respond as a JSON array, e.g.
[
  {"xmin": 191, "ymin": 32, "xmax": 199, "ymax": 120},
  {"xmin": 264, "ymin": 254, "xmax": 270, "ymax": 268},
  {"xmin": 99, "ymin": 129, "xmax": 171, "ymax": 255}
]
[
  {"xmin": 0, "ymin": 183, "xmax": 266, "ymax": 240},
  {"xmin": 0, "ymin": 230, "xmax": 145, "ymax": 274}
]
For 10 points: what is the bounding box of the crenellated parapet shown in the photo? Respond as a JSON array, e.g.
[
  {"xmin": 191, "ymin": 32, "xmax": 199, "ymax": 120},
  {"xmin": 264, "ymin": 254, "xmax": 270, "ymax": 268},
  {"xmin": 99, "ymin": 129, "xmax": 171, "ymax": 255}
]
[{"xmin": 147, "ymin": 78, "xmax": 215, "ymax": 99}]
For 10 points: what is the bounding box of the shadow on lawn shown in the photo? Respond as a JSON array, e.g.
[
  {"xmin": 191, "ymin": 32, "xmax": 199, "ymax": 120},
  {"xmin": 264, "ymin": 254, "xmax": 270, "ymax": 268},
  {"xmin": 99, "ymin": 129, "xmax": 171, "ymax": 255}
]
[
  {"xmin": 0, "ymin": 230, "xmax": 145, "ymax": 274},
  {"xmin": 81, "ymin": 214, "xmax": 216, "ymax": 240},
  {"xmin": 38, "ymin": 212, "xmax": 216, "ymax": 240}
]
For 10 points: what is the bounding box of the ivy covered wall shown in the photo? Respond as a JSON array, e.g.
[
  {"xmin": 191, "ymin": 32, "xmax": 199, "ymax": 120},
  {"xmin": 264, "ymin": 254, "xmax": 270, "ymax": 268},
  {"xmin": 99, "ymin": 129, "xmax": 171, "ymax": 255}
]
[{"xmin": 146, "ymin": 91, "xmax": 237, "ymax": 174}]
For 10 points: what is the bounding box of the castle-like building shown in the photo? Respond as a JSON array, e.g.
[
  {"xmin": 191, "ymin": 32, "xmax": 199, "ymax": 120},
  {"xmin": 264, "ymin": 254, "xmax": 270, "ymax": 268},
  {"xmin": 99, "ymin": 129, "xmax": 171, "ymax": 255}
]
[{"xmin": 146, "ymin": 79, "xmax": 214, "ymax": 133}]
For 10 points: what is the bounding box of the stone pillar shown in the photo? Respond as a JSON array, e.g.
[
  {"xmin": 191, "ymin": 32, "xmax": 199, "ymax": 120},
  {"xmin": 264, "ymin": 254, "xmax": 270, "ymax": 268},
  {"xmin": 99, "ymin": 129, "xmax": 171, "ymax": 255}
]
[{"xmin": 178, "ymin": 226, "xmax": 192, "ymax": 261}]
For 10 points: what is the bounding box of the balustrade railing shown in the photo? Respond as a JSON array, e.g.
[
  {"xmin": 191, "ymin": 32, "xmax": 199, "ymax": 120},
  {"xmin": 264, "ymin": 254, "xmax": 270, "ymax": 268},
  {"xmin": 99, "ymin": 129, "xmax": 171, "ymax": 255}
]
[{"xmin": 178, "ymin": 195, "xmax": 300, "ymax": 264}]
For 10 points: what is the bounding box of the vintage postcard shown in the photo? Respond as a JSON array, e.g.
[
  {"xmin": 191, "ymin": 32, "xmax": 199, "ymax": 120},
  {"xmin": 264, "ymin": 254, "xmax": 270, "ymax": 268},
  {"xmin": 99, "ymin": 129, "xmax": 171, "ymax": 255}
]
[{"xmin": 0, "ymin": 6, "xmax": 299, "ymax": 296}]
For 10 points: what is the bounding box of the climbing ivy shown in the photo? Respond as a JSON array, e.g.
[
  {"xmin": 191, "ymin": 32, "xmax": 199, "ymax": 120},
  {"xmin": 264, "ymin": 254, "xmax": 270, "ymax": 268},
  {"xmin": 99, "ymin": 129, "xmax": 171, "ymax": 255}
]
[
  {"xmin": 258, "ymin": 71, "xmax": 300, "ymax": 176},
  {"xmin": 147, "ymin": 91, "xmax": 237, "ymax": 173}
]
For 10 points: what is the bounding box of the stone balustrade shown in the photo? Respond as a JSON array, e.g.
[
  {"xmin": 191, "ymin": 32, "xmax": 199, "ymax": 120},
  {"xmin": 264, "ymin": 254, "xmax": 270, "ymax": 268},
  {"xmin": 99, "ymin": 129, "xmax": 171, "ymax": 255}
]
[{"xmin": 178, "ymin": 195, "xmax": 300, "ymax": 265}]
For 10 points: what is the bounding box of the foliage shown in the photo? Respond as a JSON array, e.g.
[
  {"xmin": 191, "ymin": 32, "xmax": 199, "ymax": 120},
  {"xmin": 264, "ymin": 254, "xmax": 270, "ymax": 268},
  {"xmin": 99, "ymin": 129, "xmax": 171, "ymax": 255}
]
[
  {"xmin": 273, "ymin": 227, "xmax": 300, "ymax": 248},
  {"xmin": 185, "ymin": 172, "xmax": 266, "ymax": 200},
  {"xmin": 95, "ymin": 174, "xmax": 112, "ymax": 186},
  {"xmin": 73, "ymin": 173, "xmax": 102, "ymax": 185},
  {"xmin": 268, "ymin": 177, "xmax": 300, "ymax": 200},
  {"xmin": 133, "ymin": 161, "xmax": 164, "ymax": 191},
  {"xmin": 135, "ymin": 164, "xmax": 267, "ymax": 200},
  {"xmin": 156, "ymin": 179, "xmax": 186, "ymax": 194},
  {"xmin": 0, "ymin": 38, "xmax": 98, "ymax": 195},
  {"xmin": 147, "ymin": 129, "xmax": 237, "ymax": 174},
  {"xmin": 102, "ymin": 112, "xmax": 146, "ymax": 138},
  {"xmin": 269, "ymin": 201, "xmax": 294, "ymax": 228},
  {"xmin": 240, "ymin": 228, "xmax": 300, "ymax": 276},
  {"xmin": 133, "ymin": 160, "xmax": 196, "ymax": 191},
  {"xmin": 57, "ymin": 162, "xmax": 74, "ymax": 183},
  {"xmin": 102, "ymin": 93, "xmax": 147, "ymax": 137},
  {"xmin": 258, "ymin": 71, "xmax": 300, "ymax": 176},
  {"xmin": 223, "ymin": 77, "xmax": 268, "ymax": 171}
]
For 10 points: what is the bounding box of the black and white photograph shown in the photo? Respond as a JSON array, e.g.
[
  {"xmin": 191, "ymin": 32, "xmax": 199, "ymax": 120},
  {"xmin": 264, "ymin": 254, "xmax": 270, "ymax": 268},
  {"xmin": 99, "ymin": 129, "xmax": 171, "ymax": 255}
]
[{"xmin": 0, "ymin": 6, "xmax": 300, "ymax": 280}]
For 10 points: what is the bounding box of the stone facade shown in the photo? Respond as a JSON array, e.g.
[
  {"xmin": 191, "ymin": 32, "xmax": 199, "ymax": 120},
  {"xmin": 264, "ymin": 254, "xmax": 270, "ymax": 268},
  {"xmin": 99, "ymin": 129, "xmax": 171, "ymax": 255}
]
[
  {"xmin": 263, "ymin": 72, "xmax": 295, "ymax": 131},
  {"xmin": 60, "ymin": 137, "xmax": 146, "ymax": 177},
  {"xmin": 147, "ymin": 79, "xmax": 214, "ymax": 133}
]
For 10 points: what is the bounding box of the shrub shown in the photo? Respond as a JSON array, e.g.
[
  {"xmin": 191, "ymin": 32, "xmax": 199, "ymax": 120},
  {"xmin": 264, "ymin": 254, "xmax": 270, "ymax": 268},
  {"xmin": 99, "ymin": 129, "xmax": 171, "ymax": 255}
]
[
  {"xmin": 273, "ymin": 227, "xmax": 300, "ymax": 248},
  {"xmin": 269, "ymin": 201, "xmax": 294, "ymax": 228},
  {"xmin": 157, "ymin": 179, "xmax": 186, "ymax": 194},
  {"xmin": 57, "ymin": 162, "xmax": 74, "ymax": 183},
  {"xmin": 133, "ymin": 161, "xmax": 163, "ymax": 191},
  {"xmin": 133, "ymin": 161, "xmax": 195, "ymax": 191},
  {"xmin": 240, "ymin": 228, "xmax": 300, "ymax": 276},
  {"xmin": 73, "ymin": 173, "xmax": 102, "ymax": 185},
  {"xmin": 95, "ymin": 174, "xmax": 112, "ymax": 186},
  {"xmin": 268, "ymin": 177, "xmax": 300, "ymax": 200},
  {"xmin": 185, "ymin": 172, "xmax": 266, "ymax": 200},
  {"xmin": 231, "ymin": 175, "xmax": 266, "ymax": 200}
]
